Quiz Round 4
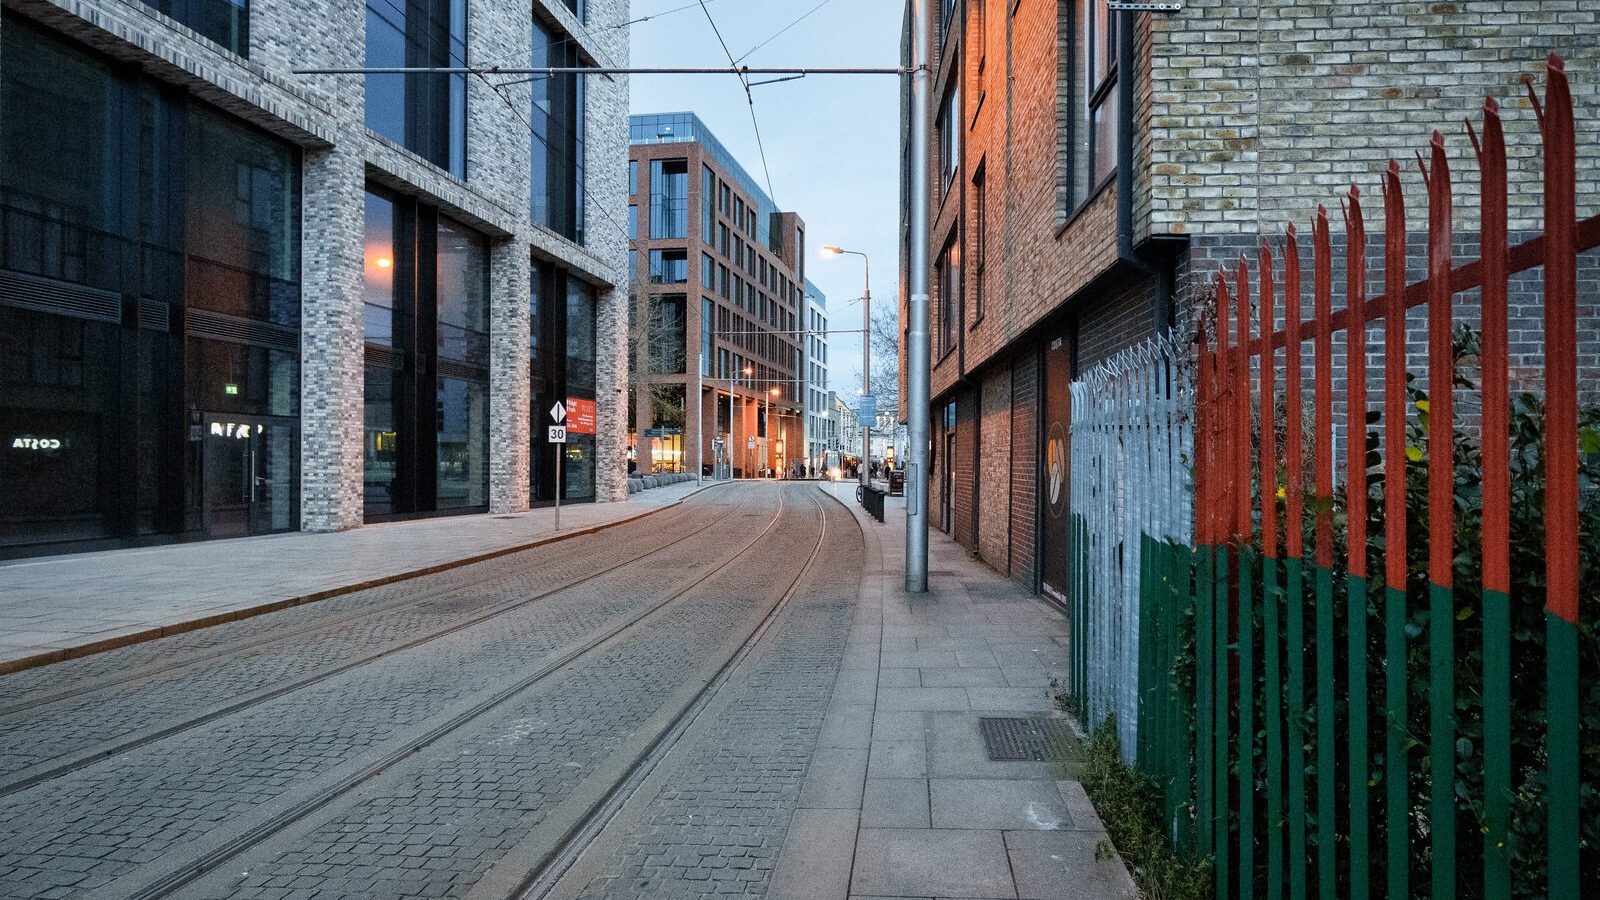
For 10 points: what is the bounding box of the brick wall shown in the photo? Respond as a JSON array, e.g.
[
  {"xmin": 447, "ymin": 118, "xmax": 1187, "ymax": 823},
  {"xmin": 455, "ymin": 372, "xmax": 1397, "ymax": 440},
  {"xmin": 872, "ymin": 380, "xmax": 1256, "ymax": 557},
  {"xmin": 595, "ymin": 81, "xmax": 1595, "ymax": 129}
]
[
  {"xmin": 1009, "ymin": 348, "xmax": 1039, "ymax": 587},
  {"xmin": 1147, "ymin": 1, "xmax": 1599, "ymax": 238},
  {"xmin": 977, "ymin": 364, "xmax": 1012, "ymax": 569}
]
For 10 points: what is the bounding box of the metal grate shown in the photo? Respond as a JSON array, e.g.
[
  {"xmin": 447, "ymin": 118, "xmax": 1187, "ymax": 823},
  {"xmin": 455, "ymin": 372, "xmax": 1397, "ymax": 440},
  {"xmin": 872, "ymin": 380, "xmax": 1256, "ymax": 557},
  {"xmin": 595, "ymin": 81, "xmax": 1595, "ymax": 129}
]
[{"xmin": 978, "ymin": 717, "xmax": 1079, "ymax": 761}]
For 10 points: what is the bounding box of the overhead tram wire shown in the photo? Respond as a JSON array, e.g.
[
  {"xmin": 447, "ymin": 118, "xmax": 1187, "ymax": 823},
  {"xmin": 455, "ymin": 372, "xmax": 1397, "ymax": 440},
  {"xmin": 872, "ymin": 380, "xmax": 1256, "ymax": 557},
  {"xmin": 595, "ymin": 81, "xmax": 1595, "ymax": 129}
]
[
  {"xmin": 473, "ymin": 0, "xmax": 720, "ymax": 79},
  {"xmin": 696, "ymin": 0, "xmax": 780, "ymax": 206},
  {"xmin": 734, "ymin": 0, "xmax": 839, "ymax": 64}
]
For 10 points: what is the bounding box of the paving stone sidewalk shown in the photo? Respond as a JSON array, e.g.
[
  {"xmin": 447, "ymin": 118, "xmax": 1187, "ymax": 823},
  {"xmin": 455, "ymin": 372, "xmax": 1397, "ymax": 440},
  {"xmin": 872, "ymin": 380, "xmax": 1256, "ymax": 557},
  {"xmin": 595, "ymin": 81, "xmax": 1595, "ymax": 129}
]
[
  {"xmin": 763, "ymin": 489, "xmax": 1139, "ymax": 900},
  {"xmin": 0, "ymin": 479, "xmax": 717, "ymax": 673}
]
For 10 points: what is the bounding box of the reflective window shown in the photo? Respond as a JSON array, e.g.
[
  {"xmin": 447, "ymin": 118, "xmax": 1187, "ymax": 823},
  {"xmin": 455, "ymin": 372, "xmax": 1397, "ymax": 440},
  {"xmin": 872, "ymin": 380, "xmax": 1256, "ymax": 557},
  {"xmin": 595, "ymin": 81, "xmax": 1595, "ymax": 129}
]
[
  {"xmin": 649, "ymin": 158, "xmax": 688, "ymax": 239},
  {"xmin": 144, "ymin": 0, "xmax": 249, "ymax": 57},
  {"xmin": 436, "ymin": 215, "xmax": 489, "ymax": 366},
  {"xmin": 701, "ymin": 163, "xmax": 715, "ymax": 243},
  {"xmin": 363, "ymin": 194, "xmax": 397, "ymax": 346},
  {"xmin": 648, "ymin": 249, "xmax": 687, "ymax": 284},
  {"xmin": 701, "ymin": 296, "xmax": 714, "ymax": 376},
  {"xmin": 365, "ymin": 0, "xmax": 467, "ymax": 178},
  {"xmin": 435, "ymin": 375, "xmax": 488, "ymax": 509},
  {"xmin": 530, "ymin": 17, "xmax": 585, "ymax": 241},
  {"xmin": 649, "ymin": 294, "xmax": 686, "ymax": 375},
  {"xmin": 186, "ymin": 104, "xmax": 300, "ymax": 327}
]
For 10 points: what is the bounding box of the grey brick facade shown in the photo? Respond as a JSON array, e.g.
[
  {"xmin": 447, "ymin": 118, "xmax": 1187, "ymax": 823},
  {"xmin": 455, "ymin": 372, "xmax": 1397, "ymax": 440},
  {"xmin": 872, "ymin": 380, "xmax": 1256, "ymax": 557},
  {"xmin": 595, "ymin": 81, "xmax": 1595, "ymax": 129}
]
[{"xmin": 1, "ymin": 0, "xmax": 631, "ymax": 537}]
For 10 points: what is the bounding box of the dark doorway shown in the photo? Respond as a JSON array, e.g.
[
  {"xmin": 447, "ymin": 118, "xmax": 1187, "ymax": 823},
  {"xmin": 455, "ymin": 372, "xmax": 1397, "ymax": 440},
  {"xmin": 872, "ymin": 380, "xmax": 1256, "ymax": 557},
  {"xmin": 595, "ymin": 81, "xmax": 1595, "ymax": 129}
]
[
  {"xmin": 201, "ymin": 414, "xmax": 298, "ymax": 539},
  {"xmin": 1039, "ymin": 334, "xmax": 1071, "ymax": 604}
]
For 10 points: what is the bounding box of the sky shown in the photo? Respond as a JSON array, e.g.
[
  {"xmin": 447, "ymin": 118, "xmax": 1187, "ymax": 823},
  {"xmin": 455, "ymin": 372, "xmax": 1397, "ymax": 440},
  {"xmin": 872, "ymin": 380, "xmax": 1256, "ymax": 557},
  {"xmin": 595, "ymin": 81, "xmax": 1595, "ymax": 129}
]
[{"xmin": 628, "ymin": 0, "xmax": 904, "ymax": 400}]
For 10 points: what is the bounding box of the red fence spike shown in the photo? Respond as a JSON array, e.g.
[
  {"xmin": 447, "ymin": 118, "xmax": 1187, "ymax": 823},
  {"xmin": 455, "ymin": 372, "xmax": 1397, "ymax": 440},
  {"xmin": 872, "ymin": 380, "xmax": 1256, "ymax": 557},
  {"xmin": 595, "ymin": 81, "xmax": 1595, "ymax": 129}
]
[
  {"xmin": 1540, "ymin": 59, "xmax": 1578, "ymax": 626},
  {"xmin": 1313, "ymin": 207, "xmax": 1334, "ymax": 570},
  {"xmin": 1236, "ymin": 256, "xmax": 1253, "ymax": 540},
  {"xmin": 1381, "ymin": 162, "xmax": 1408, "ymax": 592},
  {"xmin": 1423, "ymin": 131, "xmax": 1454, "ymax": 591},
  {"xmin": 1260, "ymin": 240, "xmax": 1279, "ymax": 559},
  {"xmin": 1345, "ymin": 187, "xmax": 1369, "ymax": 579},
  {"xmin": 1473, "ymin": 97, "xmax": 1510, "ymax": 598},
  {"xmin": 1284, "ymin": 226, "xmax": 1305, "ymax": 561}
]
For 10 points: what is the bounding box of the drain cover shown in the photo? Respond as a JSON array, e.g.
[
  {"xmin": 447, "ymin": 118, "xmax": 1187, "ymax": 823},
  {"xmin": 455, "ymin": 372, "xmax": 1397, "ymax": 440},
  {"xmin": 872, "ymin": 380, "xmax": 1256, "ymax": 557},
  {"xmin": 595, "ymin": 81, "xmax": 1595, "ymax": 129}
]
[
  {"xmin": 979, "ymin": 717, "xmax": 1078, "ymax": 761},
  {"xmin": 494, "ymin": 515, "xmax": 521, "ymax": 520}
]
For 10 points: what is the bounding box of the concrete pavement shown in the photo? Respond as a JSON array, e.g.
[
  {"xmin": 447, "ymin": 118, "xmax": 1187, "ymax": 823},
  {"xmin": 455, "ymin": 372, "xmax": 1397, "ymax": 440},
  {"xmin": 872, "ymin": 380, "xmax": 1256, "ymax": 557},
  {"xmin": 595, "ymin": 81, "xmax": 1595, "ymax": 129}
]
[
  {"xmin": 0, "ymin": 478, "xmax": 717, "ymax": 674},
  {"xmin": 761, "ymin": 487, "xmax": 1137, "ymax": 900}
]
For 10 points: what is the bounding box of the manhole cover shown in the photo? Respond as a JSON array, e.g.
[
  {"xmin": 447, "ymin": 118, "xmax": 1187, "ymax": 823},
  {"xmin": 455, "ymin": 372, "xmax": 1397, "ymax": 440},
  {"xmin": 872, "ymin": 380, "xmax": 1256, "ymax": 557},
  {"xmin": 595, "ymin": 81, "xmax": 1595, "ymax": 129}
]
[
  {"xmin": 979, "ymin": 717, "xmax": 1078, "ymax": 761},
  {"xmin": 494, "ymin": 515, "xmax": 521, "ymax": 520}
]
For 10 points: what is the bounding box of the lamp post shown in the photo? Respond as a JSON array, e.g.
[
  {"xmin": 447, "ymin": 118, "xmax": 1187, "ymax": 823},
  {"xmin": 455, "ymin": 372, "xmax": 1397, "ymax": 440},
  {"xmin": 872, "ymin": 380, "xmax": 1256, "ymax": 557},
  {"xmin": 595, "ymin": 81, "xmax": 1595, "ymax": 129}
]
[
  {"xmin": 822, "ymin": 246, "xmax": 869, "ymax": 490},
  {"xmin": 766, "ymin": 386, "xmax": 781, "ymax": 478}
]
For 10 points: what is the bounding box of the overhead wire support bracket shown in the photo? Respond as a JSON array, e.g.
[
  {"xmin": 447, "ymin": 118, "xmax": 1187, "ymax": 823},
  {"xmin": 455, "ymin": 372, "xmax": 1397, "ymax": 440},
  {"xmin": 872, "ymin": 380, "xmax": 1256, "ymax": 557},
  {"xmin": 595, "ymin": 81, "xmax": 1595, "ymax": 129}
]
[{"xmin": 1107, "ymin": 2, "xmax": 1181, "ymax": 11}]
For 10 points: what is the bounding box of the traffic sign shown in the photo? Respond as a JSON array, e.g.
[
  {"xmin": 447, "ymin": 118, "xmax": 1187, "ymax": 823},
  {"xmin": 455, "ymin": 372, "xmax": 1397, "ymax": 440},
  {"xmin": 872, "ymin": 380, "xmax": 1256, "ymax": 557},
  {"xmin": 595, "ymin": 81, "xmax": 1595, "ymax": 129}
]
[
  {"xmin": 548, "ymin": 425, "xmax": 567, "ymax": 443},
  {"xmin": 858, "ymin": 395, "xmax": 877, "ymax": 424},
  {"xmin": 747, "ymin": 436, "xmax": 756, "ymax": 449},
  {"xmin": 549, "ymin": 401, "xmax": 566, "ymax": 423}
]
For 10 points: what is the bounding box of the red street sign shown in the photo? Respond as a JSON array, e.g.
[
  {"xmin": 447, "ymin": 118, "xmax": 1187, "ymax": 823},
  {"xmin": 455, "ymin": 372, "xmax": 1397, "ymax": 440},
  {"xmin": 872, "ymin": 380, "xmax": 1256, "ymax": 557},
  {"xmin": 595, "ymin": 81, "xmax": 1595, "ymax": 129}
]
[{"xmin": 566, "ymin": 397, "xmax": 597, "ymax": 435}]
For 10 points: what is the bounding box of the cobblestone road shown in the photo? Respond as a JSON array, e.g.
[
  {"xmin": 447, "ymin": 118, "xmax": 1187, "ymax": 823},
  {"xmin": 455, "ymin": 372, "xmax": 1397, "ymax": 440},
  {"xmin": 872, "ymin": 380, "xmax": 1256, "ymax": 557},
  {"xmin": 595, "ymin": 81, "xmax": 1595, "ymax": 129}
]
[{"xmin": 0, "ymin": 484, "xmax": 863, "ymax": 900}]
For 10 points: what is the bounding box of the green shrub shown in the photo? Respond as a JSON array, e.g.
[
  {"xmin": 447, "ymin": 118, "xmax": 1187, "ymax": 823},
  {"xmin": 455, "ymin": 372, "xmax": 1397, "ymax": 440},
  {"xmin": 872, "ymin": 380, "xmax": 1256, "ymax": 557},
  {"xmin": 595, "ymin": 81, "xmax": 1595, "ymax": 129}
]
[{"xmin": 1078, "ymin": 715, "xmax": 1213, "ymax": 900}]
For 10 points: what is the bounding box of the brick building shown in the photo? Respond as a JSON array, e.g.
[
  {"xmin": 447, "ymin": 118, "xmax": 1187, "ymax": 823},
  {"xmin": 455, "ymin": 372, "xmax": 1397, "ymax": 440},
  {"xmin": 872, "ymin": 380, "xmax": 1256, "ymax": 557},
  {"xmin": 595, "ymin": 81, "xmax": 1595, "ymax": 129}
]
[
  {"xmin": 902, "ymin": 0, "xmax": 1598, "ymax": 601},
  {"xmin": 0, "ymin": 0, "xmax": 631, "ymax": 558},
  {"xmin": 628, "ymin": 112, "xmax": 809, "ymax": 479}
]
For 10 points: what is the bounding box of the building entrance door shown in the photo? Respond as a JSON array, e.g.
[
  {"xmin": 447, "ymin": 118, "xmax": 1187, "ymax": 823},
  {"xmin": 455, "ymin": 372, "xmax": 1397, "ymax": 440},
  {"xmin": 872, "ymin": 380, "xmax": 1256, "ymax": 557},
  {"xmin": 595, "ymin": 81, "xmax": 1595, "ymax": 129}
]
[
  {"xmin": 1039, "ymin": 336, "xmax": 1071, "ymax": 603},
  {"xmin": 202, "ymin": 415, "xmax": 298, "ymax": 539}
]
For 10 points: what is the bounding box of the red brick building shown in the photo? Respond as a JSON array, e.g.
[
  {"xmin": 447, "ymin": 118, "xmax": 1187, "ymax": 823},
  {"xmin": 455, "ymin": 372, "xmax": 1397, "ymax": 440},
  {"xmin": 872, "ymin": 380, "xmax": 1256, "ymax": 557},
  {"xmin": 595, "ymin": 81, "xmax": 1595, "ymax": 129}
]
[
  {"xmin": 901, "ymin": 1, "xmax": 1598, "ymax": 602},
  {"xmin": 629, "ymin": 113, "xmax": 808, "ymax": 478}
]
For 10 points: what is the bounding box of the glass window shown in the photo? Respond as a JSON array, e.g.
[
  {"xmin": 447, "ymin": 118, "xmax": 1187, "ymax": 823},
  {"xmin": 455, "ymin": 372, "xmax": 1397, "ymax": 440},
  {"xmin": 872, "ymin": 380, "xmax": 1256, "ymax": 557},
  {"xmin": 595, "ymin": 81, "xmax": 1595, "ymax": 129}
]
[
  {"xmin": 649, "ymin": 158, "xmax": 688, "ymax": 239},
  {"xmin": 435, "ymin": 375, "xmax": 488, "ymax": 509},
  {"xmin": 184, "ymin": 105, "xmax": 301, "ymax": 328},
  {"xmin": 701, "ymin": 296, "xmax": 714, "ymax": 376},
  {"xmin": 648, "ymin": 294, "xmax": 686, "ymax": 375},
  {"xmin": 648, "ymin": 249, "xmax": 688, "ymax": 285},
  {"xmin": 144, "ymin": 0, "xmax": 249, "ymax": 57},
  {"xmin": 939, "ymin": 81, "xmax": 962, "ymax": 190},
  {"xmin": 363, "ymin": 193, "xmax": 397, "ymax": 346},
  {"xmin": 701, "ymin": 163, "xmax": 715, "ymax": 243},
  {"xmin": 938, "ymin": 239, "xmax": 960, "ymax": 357},
  {"xmin": 436, "ymin": 215, "xmax": 488, "ymax": 365},
  {"xmin": 365, "ymin": 0, "xmax": 468, "ymax": 178},
  {"xmin": 566, "ymin": 276, "xmax": 597, "ymax": 394},
  {"xmin": 628, "ymin": 160, "xmax": 637, "ymax": 195},
  {"xmin": 530, "ymin": 17, "xmax": 585, "ymax": 240}
]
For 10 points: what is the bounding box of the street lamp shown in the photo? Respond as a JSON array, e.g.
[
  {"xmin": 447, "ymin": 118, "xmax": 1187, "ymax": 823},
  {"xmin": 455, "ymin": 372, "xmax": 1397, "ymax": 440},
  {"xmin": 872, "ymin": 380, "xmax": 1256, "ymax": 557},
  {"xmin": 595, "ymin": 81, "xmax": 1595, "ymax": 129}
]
[
  {"xmin": 730, "ymin": 365, "xmax": 752, "ymax": 479},
  {"xmin": 767, "ymin": 386, "xmax": 781, "ymax": 479},
  {"xmin": 821, "ymin": 246, "xmax": 870, "ymax": 491}
]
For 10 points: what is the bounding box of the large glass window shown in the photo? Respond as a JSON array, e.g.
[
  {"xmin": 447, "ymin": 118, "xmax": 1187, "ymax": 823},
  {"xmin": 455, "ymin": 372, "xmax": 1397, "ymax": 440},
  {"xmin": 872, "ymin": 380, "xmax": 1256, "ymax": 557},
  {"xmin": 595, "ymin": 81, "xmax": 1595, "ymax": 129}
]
[
  {"xmin": 939, "ymin": 81, "xmax": 962, "ymax": 192},
  {"xmin": 144, "ymin": 0, "xmax": 249, "ymax": 57},
  {"xmin": 938, "ymin": 239, "xmax": 960, "ymax": 358},
  {"xmin": 649, "ymin": 158, "xmax": 689, "ymax": 239},
  {"xmin": 648, "ymin": 249, "xmax": 688, "ymax": 285},
  {"xmin": 365, "ymin": 0, "xmax": 467, "ymax": 178},
  {"xmin": 649, "ymin": 294, "xmax": 686, "ymax": 375},
  {"xmin": 701, "ymin": 164, "xmax": 715, "ymax": 243},
  {"xmin": 564, "ymin": 277, "xmax": 597, "ymax": 500},
  {"xmin": 1065, "ymin": 0, "xmax": 1117, "ymax": 208},
  {"xmin": 362, "ymin": 191, "xmax": 489, "ymax": 520},
  {"xmin": 530, "ymin": 18, "xmax": 585, "ymax": 241},
  {"xmin": 701, "ymin": 296, "xmax": 714, "ymax": 376},
  {"xmin": 1, "ymin": 18, "xmax": 301, "ymax": 553}
]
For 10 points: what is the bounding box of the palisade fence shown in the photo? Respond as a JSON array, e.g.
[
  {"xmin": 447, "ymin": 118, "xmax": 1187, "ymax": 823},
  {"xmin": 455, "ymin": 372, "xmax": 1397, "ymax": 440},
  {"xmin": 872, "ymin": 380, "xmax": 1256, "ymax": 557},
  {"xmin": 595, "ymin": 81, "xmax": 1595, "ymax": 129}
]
[
  {"xmin": 1172, "ymin": 56, "xmax": 1596, "ymax": 900},
  {"xmin": 1066, "ymin": 333, "xmax": 1192, "ymax": 763}
]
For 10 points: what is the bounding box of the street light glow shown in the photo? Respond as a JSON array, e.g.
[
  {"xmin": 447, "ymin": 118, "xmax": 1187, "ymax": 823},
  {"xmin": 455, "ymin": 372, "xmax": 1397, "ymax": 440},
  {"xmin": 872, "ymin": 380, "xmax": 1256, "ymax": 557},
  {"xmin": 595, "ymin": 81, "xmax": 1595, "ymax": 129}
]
[{"xmin": 821, "ymin": 245, "xmax": 841, "ymax": 257}]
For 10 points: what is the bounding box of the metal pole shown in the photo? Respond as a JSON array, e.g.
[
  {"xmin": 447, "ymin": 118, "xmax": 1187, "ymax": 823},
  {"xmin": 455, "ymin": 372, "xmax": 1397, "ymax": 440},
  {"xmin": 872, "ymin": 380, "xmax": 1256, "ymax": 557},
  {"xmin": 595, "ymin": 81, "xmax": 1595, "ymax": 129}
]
[
  {"xmin": 861, "ymin": 256, "xmax": 871, "ymax": 491},
  {"xmin": 696, "ymin": 352, "xmax": 703, "ymax": 483},
  {"xmin": 554, "ymin": 445, "xmax": 562, "ymax": 531},
  {"xmin": 904, "ymin": 0, "xmax": 932, "ymax": 592}
]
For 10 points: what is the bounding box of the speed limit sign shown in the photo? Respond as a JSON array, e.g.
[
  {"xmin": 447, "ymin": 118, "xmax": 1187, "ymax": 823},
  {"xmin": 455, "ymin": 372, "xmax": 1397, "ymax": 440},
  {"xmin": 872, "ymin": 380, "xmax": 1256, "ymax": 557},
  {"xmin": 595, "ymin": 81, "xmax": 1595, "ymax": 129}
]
[{"xmin": 548, "ymin": 425, "xmax": 567, "ymax": 443}]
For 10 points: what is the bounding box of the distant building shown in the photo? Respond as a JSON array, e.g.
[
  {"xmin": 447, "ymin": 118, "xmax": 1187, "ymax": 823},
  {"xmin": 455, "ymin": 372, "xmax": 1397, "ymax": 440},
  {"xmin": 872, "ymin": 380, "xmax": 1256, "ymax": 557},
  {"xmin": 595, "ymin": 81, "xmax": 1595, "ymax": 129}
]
[
  {"xmin": 628, "ymin": 112, "xmax": 808, "ymax": 478},
  {"xmin": 830, "ymin": 392, "xmax": 860, "ymax": 458},
  {"xmin": 803, "ymin": 283, "xmax": 830, "ymax": 476}
]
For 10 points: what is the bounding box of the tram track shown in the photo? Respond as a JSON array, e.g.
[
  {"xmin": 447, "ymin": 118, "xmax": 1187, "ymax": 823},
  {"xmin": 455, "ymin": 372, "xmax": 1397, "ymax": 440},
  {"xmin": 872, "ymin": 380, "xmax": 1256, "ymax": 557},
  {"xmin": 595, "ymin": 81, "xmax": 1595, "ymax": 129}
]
[
  {"xmin": 494, "ymin": 486, "xmax": 835, "ymax": 900},
  {"xmin": 90, "ymin": 484, "xmax": 827, "ymax": 900},
  {"xmin": 0, "ymin": 494, "xmax": 720, "ymax": 718},
  {"xmin": 0, "ymin": 488, "xmax": 741, "ymax": 798}
]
